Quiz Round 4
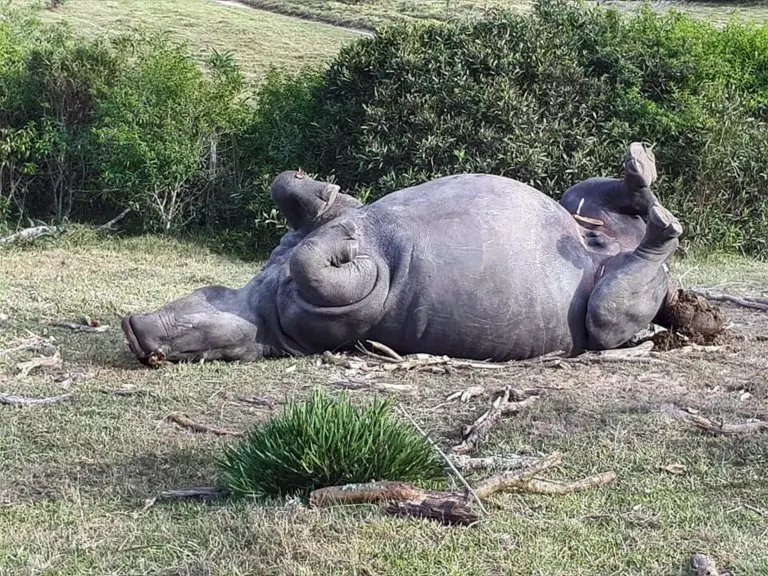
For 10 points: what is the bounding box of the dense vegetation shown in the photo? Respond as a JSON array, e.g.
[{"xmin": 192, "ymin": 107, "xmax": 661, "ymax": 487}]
[{"xmin": 2, "ymin": 0, "xmax": 768, "ymax": 256}]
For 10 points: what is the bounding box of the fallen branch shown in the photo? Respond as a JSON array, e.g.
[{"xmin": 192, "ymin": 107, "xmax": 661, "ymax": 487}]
[
  {"xmin": 0, "ymin": 335, "xmax": 55, "ymax": 357},
  {"xmin": 99, "ymin": 386, "xmax": 149, "ymax": 397},
  {"xmin": 142, "ymin": 486, "xmax": 230, "ymax": 510},
  {"xmin": 235, "ymin": 395, "xmax": 278, "ymax": 408},
  {"xmin": 661, "ymin": 405, "xmax": 768, "ymax": 435},
  {"xmin": 0, "ymin": 225, "xmax": 58, "ymax": 245},
  {"xmin": 366, "ymin": 340, "xmax": 404, "ymax": 362},
  {"xmin": 399, "ymin": 405, "xmax": 488, "ymax": 515},
  {"xmin": 383, "ymin": 497, "xmax": 478, "ymax": 526},
  {"xmin": 514, "ymin": 472, "xmax": 617, "ymax": 495},
  {"xmin": 166, "ymin": 413, "xmax": 244, "ymax": 437},
  {"xmin": 692, "ymin": 289, "xmax": 768, "ymax": 312},
  {"xmin": 0, "ymin": 392, "xmax": 73, "ymax": 406},
  {"xmin": 452, "ymin": 387, "xmax": 538, "ymax": 455},
  {"xmin": 44, "ymin": 320, "xmax": 109, "ymax": 333},
  {"xmin": 328, "ymin": 379, "xmax": 415, "ymax": 393},
  {"xmin": 309, "ymin": 481, "xmax": 423, "ymax": 508},
  {"xmin": 450, "ymin": 454, "xmax": 541, "ymax": 473},
  {"xmin": 16, "ymin": 350, "xmax": 62, "ymax": 377},
  {"xmin": 473, "ymin": 452, "xmax": 562, "ymax": 499},
  {"xmin": 97, "ymin": 208, "xmax": 131, "ymax": 232}
]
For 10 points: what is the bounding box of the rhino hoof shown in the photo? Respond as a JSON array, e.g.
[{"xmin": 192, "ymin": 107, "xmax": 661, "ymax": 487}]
[{"xmin": 648, "ymin": 204, "xmax": 682, "ymax": 239}]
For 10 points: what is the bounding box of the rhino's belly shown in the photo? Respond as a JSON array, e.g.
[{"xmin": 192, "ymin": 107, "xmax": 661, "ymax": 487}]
[{"xmin": 368, "ymin": 234, "xmax": 590, "ymax": 361}]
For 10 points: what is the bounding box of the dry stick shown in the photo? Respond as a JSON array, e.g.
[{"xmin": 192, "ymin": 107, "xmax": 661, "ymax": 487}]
[
  {"xmin": 0, "ymin": 225, "xmax": 58, "ymax": 245},
  {"xmin": 383, "ymin": 496, "xmax": 478, "ymax": 526},
  {"xmin": 398, "ymin": 405, "xmax": 488, "ymax": 516},
  {"xmin": 453, "ymin": 387, "xmax": 525, "ymax": 455},
  {"xmin": 366, "ymin": 340, "xmax": 404, "ymax": 362},
  {"xmin": 310, "ymin": 481, "xmax": 423, "ymax": 508},
  {"xmin": 450, "ymin": 454, "xmax": 541, "ymax": 473},
  {"xmin": 473, "ymin": 452, "xmax": 562, "ymax": 499},
  {"xmin": 688, "ymin": 413, "xmax": 768, "ymax": 435},
  {"xmin": 235, "ymin": 395, "xmax": 277, "ymax": 408},
  {"xmin": 329, "ymin": 379, "xmax": 415, "ymax": 393},
  {"xmin": 354, "ymin": 342, "xmax": 401, "ymax": 364},
  {"xmin": 692, "ymin": 289, "xmax": 768, "ymax": 312},
  {"xmin": 517, "ymin": 472, "xmax": 617, "ymax": 495},
  {"xmin": 45, "ymin": 320, "xmax": 110, "ymax": 333},
  {"xmin": 166, "ymin": 413, "xmax": 244, "ymax": 437},
  {"xmin": 663, "ymin": 405, "xmax": 768, "ymax": 435},
  {"xmin": 16, "ymin": 351, "xmax": 62, "ymax": 377},
  {"xmin": 97, "ymin": 208, "xmax": 131, "ymax": 231},
  {"xmin": 0, "ymin": 392, "xmax": 73, "ymax": 406}
]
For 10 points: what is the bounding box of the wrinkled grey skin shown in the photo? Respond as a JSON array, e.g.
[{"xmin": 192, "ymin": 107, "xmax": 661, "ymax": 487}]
[{"xmin": 122, "ymin": 145, "xmax": 682, "ymax": 365}]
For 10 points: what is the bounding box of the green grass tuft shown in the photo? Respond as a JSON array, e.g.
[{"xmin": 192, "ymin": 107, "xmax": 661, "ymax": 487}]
[{"xmin": 217, "ymin": 389, "xmax": 445, "ymax": 499}]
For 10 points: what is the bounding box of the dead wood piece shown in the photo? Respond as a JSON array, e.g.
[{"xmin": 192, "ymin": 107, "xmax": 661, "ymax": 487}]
[
  {"xmin": 354, "ymin": 341, "xmax": 401, "ymax": 364},
  {"xmin": 452, "ymin": 388, "xmax": 538, "ymax": 455},
  {"xmin": 445, "ymin": 385, "xmax": 486, "ymax": 404},
  {"xmin": 661, "ymin": 404, "xmax": 768, "ymax": 435},
  {"xmin": 309, "ymin": 481, "xmax": 423, "ymax": 507},
  {"xmin": 98, "ymin": 208, "xmax": 131, "ymax": 232},
  {"xmin": 166, "ymin": 413, "xmax": 244, "ymax": 437},
  {"xmin": 45, "ymin": 320, "xmax": 109, "ymax": 333},
  {"xmin": 473, "ymin": 452, "xmax": 562, "ymax": 499},
  {"xmin": 329, "ymin": 379, "xmax": 415, "ymax": 393},
  {"xmin": 691, "ymin": 553, "xmax": 731, "ymax": 576},
  {"xmin": 0, "ymin": 392, "xmax": 73, "ymax": 405},
  {"xmin": 235, "ymin": 395, "xmax": 277, "ymax": 408},
  {"xmin": 99, "ymin": 386, "xmax": 149, "ymax": 397},
  {"xmin": 693, "ymin": 289, "xmax": 768, "ymax": 312},
  {"xmin": 0, "ymin": 335, "xmax": 54, "ymax": 357},
  {"xmin": 157, "ymin": 486, "xmax": 230, "ymax": 501},
  {"xmin": 450, "ymin": 454, "xmax": 541, "ymax": 473},
  {"xmin": 16, "ymin": 351, "xmax": 62, "ymax": 377},
  {"xmin": 366, "ymin": 340, "xmax": 404, "ymax": 362},
  {"xmin": 383, "ymin": 497, "xmax": 478, "ymax": 526},
  {"xmin": 516, "ymin": 472, "xmax": 617, "ymax": 495},
  {"xmin": 0, "ymin": 225, "xmax": 59, "ymax": 245}
]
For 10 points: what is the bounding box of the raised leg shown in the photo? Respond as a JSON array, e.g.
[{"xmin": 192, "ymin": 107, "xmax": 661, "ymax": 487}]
[
  {"xmin": 289, "ymin": 219, "xmax": 378, "ymax": 307},
  {"xmin": 618, "ymin": 142, "xmax": 658, "ymax": 215},
  {"xmin": 270, "ymin": 170, "xmax": 362, "ymax": 231},
  {"xmin": 585, "ymin": 203, "xmax": 682, "ymax": 350}
]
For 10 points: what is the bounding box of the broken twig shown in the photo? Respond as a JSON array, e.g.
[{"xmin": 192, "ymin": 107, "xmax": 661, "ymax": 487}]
[
  {"xmin": 45, "ymin": 320, "xmax": 109, "ymax": 333},
  {"xmin": 473, "ymin": 452, "xmax": 562, "ymax": 499},
  {"xmin": 166, "ymin": 413, "xmax": 244, "ymax": 437},
  {"xmin": 692, "ymin": 290, "xmax": 768, "ymax": 312},
  {"xmin": 399, "ymin": 405, "xmax": 488, "ymax": 515},
  {"xmin": 450, "ymin": 454, "xmax": 541, "ymax": 473},
  {"xmin": 0, "ymin": 225, "xmax": 58, "ymax": 245},
  {"xmin": 0, "ymin": 392, "xmax": 73, "ymax": 406},
  {"xmin": 16, "ymin": 350, "xmax": 62, "ymax": 377},
  {"xmin": 515, "ymin": 472, "xmax": 617, "ymax": 495},
  {"xmin": 662, "ymin": 405, "xmax": 768, "ymax": 435}
]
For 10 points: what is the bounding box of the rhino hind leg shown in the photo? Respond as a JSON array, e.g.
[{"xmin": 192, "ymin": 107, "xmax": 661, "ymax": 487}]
[
  {"xmin": 623, "ymin": 142, "xmax": 658, "ymax": 191},
  {"xmin": 289, "ymin": 219, "xmax": 378, "ymax": 308},
  {"xmin": 585, "ymin": 203, "xmax": 682, "ymax": 350}
]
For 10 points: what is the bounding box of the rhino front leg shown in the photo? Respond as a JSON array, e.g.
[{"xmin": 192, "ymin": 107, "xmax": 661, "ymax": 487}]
[
  {"xmin": 585, "ymin": 203, "xmax": 682, "ymax": 350},
  {"xmin": 289, "ymin": 219, "xmax": 379, "ymax": 307}
]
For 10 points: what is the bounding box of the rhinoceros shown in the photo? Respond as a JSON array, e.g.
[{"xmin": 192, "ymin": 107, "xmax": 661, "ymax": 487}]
[{"xmin": 121, "ymin": 143, "xmax": 694, "ymax": 366}]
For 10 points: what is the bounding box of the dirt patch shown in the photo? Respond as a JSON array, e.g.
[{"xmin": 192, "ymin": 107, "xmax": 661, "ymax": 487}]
[{"xmin": 656, "ymin": 289, "xmax": 727, "ymax": 347}]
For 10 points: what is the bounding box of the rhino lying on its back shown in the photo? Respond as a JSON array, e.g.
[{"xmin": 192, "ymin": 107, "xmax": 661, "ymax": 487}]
[{"xmin": 122, "ymin": 143, "xmax": 685, "ymax": 365}]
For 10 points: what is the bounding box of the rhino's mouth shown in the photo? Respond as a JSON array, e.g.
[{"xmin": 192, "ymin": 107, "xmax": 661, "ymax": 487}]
[{"xmin": 121, "ymin": 315, "xmax": 152, "ymax": 366}]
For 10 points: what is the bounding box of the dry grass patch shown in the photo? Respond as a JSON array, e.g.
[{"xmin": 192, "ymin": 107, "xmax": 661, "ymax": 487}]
[{"xmin": 1, "ymin": 235, "xmax": 768, "ymax": 574}]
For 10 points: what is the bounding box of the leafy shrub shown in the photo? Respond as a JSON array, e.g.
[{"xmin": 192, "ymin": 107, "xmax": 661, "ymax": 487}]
[
  {"xmin": 218, "ymin": 389, "xmax": 445, "ymax": 499},
  {"xmin": 0, "ymin": 5, "xmax": 249, "ymax": 235},
  {"xmin": 248, "ymin": 0, "xmax": 768, "ymax": 255}
]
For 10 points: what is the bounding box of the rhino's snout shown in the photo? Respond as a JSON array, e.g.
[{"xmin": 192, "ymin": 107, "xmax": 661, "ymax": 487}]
[{"xmin": 121, "ymin": 314, "xmax": 163, "ymax": 366}]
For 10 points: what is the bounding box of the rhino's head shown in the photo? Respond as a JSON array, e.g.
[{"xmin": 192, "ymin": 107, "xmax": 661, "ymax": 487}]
[{"xmin": 121, "ymin": 285, "xmax": 268, "ymax": 366}]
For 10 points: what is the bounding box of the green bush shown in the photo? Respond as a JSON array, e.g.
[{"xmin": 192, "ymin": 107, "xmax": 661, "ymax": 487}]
[
  {"xmin": 250, "ymin": 0, "xmax": 768, "ymax": 254},
  {"xmin": 217, "ymin": 390, "xmax": 445, "ymax": 500},
  {"xmin": 0, "ymin": 5, "xmax": 250, "ymax": 235}
]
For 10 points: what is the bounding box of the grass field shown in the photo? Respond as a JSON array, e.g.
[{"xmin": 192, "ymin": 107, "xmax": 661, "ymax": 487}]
[
  {"xmin": 13, "ymin": 0, "xmax": 362, "ymax": 80},
  {"xmin": 1, "ymin": 234, "xmax": 768, "ymax": 575},
  {"xmin": 236, "ymin": 0, "xmax": 768, "ymax": 30}
]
